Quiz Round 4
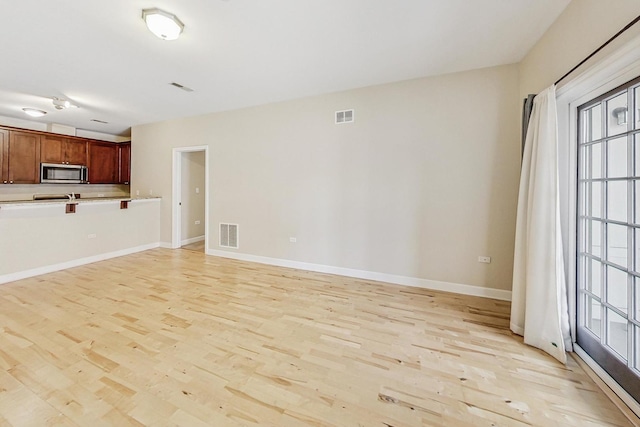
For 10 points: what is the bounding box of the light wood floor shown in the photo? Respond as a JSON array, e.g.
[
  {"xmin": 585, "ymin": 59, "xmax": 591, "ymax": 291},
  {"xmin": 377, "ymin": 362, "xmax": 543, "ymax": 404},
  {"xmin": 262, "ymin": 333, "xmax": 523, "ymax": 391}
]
[
  {"xmin": 0, "ymin": 248, "xmax": 636, "ymax": 426},
  {"xmin": 180, "ymin": 240, "xmax": 205, "ymax": 253}
]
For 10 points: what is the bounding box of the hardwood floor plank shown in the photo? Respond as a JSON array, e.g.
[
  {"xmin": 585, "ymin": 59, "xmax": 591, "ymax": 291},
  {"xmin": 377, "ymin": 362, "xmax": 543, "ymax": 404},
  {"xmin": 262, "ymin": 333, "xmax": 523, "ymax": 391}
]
[{"xmin": 0, "ymin": 248, "xmax": 637, "ymax": 426}]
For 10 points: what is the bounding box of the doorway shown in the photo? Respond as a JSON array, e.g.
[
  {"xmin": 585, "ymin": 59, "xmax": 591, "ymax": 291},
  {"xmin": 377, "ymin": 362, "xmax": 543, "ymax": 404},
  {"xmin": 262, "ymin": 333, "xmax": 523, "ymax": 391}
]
[
  {"xmin": 576, "ymin": 76, "xmax": 640, "ymax": 402},
  {"xmin": 172, "ymin": 146, "xmax": 209, "ymax": 252}
]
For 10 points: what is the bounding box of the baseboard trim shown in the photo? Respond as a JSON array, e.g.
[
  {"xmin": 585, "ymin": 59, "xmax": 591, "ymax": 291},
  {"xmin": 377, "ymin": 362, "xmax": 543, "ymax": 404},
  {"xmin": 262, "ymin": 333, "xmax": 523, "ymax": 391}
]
[
  {"xmin": 181, "ymin": 235, "xmax": 205, "ymax": 246},
  {"xmin": 0, "ymin": 242, "xmax": 160, "ymax": 285},
  {"xmin": 510, "ymin": 323, "xmax": 525, "ymax": 336},
  {"xmin": 206, "ymin": 249, "xmax": 512, "ymax": 301},
  {"xmin": 573, "ymin": 345, "xmax": 640, "ymax": 422},
  {"xmin": 159, "ymin": 242, "xmax": 173, "ymax": 249}
]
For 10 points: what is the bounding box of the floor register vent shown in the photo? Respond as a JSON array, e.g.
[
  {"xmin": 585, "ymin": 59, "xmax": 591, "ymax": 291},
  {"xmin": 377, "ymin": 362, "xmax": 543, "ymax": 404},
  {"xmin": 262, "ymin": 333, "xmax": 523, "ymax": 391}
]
[{"xmin": 219, "ymin": 223, "xmax": 239, "ymax": 248}]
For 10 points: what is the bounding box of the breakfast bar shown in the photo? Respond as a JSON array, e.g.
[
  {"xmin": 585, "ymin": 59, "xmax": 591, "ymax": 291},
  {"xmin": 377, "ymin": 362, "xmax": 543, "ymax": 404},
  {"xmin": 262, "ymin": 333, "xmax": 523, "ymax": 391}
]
[{"xmin": 0, "ymin": 197, "xmax": 161, "ymax": 283}]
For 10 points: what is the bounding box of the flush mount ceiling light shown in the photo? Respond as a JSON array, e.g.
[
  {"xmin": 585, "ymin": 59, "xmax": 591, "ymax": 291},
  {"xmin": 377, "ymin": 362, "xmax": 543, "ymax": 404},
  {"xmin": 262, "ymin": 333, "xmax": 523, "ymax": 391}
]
[
  {"xmin": 142, "ymin": 8, "xmax": 184, "ymax": 41},
  {"xmin": 22, "ymin": 108, "xmax": 47, "ymax": 117}
]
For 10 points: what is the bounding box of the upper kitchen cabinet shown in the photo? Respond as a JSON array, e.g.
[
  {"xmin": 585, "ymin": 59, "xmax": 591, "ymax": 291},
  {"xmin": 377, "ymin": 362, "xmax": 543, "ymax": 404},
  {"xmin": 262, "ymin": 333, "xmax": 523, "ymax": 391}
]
[
  {"xmin": 0, "ymin": 129, "xmax": 7, "ymax": 183},
  {"xmin": 5, "ymin": 131, "xmax": 41, "ymax": 184},
  {"xmin": 66, "ymin": 139, "xmax": 88, "ymax": 165},
  {"xmin": 88, "ymin": 141, "xmax": 118, "ymax": 184},
  {"xmin": 118, "ymin": 142, "xmax": 131, "ymax": 185},
  {"xmin": 41, "ymin": 135, "xmax": 87, "ymax": 165}
]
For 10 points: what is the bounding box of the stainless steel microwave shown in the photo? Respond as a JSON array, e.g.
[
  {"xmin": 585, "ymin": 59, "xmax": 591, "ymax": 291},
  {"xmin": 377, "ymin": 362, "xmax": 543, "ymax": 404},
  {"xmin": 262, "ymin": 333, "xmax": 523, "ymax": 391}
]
[{"xmin": 40, "ymin": 163, "xmax": 88, "ymax": 184}]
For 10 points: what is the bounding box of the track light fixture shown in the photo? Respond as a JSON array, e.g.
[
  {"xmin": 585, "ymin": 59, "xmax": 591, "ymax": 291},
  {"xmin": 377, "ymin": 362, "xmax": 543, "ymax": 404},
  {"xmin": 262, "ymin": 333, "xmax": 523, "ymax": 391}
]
[{"xmin": 52, "ymin": 97, "xmax": 71, "ymax": 110}]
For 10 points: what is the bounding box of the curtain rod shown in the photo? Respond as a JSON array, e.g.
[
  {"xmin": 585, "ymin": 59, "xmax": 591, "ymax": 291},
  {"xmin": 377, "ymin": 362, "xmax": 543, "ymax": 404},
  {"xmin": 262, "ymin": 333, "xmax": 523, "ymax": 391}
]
[{"xmin": 555, "ymin": 14, "xmax": 640, "ymax": 86}]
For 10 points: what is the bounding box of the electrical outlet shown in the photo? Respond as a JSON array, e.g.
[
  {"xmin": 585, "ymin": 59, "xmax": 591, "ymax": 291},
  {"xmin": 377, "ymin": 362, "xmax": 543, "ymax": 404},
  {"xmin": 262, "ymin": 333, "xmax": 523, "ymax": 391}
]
[
  {"xmin": 149, "ymin": 189, "xmax": 153, "ymax": 195},
  {"xmin": 136, "ymin": 190, "xmax": 140, "ymax": 196},
  {"xmin": 289, "ymin": 237, "xmax": 297, "ymax": 243},
  {"xmin": 478, "ymin": 256, "xmax": 491, "ymax": 264},
  {"xmin": 88, "ymin": 234, "xmax": 97, "ymax": 239},
  {"xmin": 195, "ymin": 220, "xmax": 200, "ymax": 225},
  {"xmin": 195, "ymin": 187, "xmax": 200, "ymax": 194}
]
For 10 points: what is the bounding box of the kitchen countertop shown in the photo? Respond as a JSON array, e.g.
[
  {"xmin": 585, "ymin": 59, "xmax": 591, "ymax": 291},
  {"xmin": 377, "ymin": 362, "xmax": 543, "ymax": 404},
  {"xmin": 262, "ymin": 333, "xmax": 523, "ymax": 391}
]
[{"xmin": 0, "ymin": 196, "xmax": 161, "ymax": 208}]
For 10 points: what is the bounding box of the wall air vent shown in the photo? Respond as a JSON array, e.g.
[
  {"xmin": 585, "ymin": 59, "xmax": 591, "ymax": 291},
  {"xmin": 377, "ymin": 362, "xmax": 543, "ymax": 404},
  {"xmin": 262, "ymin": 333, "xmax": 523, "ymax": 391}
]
[
  {"xmin": 219, "ymin": 223, "xmax": 239, "ymax": 248},
  {"xmin": 335, "ymin": 109, "xmax": 354, "ymax": 124},
  {"xmin": 170, "ymin": 82, "xmax": 194, "ymax": 92}
]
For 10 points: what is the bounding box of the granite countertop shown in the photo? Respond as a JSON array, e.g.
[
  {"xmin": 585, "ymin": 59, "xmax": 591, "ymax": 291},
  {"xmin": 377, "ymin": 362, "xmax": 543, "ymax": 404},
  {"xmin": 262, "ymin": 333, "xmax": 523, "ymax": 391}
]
[{"xmin": 0, "ymin": 196, "xmax": 161, "ymax": 207}]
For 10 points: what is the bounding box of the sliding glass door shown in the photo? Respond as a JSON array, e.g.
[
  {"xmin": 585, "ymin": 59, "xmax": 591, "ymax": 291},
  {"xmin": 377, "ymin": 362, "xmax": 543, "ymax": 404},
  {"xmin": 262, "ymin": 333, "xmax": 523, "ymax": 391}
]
[{"xmin": 577, "ymin": 76, "xmax": 640, "ymax": 401}]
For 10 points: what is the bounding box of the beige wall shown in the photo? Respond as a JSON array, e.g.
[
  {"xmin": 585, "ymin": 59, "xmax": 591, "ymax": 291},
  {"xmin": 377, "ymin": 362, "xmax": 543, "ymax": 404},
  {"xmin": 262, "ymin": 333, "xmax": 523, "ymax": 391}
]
[
  {"xmin": 519, "ymin": 0, "xmax": 640, "ymax": 97},
  {"xmin": 180, "ymin": 151, "xmax": 205, "ymax": 241},
  {"xmin": 5, "ymin": 0, "xmax": 638, "ymax": 295},
  {"xmin": 0, "ymin": 199, "xmax": 160, "ymax": 278},
  {"xmin": 520, "ymin": 0, "xmax": 640, "ymax": 270},
  {"xmin": 132, "ymin": 64, "xmax": 520, "ymax": 291}
]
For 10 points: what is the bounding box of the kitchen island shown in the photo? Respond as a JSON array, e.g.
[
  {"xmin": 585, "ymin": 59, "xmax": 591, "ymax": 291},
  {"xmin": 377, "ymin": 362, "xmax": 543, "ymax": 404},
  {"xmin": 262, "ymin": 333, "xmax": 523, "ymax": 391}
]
[{"xmin": 0, "ymin": 197, "xmax": 161, "ymax": 283}]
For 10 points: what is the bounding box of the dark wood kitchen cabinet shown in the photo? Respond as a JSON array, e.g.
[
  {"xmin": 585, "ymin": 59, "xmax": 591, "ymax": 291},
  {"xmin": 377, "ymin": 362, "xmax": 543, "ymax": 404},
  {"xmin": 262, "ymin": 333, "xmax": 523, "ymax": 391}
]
[
  {"xmin": 0, "ymin": 129, "xmax": 7, "ymax": 183},
  {"xmin": 41, "ymin": 135, "xmax": 87, "ymax": 165},
  {"xmin": 0, "ymin": 125, "xmax": 132, "ymax": 186},
  {"xmin": 3, "ymin": 131, "xmax": 41, "ymax": 184},
  {"xmin": 118, "ymin": 142, "xmax": 131, "ymax": 184},
  {"xmin": 88, "ymin": 141, "xmax": 118, "ymax": 184}
]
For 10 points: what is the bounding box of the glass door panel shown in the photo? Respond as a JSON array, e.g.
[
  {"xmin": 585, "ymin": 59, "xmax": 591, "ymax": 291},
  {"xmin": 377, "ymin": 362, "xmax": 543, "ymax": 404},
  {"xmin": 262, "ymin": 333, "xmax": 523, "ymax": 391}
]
[{"xmin": 577, "ymin": 77, "xmax": 640, "ymax": 402}]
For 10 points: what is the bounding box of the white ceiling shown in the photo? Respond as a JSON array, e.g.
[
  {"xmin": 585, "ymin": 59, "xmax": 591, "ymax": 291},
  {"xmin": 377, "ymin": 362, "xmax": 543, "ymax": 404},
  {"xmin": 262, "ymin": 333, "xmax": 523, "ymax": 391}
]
[{"xmin": 0, "ymin": 0, "xmax": 570, "ymax": 136}]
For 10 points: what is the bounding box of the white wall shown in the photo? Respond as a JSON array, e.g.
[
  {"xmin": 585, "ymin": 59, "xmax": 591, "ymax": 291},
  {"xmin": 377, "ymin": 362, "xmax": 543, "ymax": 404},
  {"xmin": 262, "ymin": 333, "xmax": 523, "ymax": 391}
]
[
  {"xmin": 132, "ymin": 64, "xmax": 520, "ymax": 292},
  {"xmin": 180, "ymin": 151, "xmax": 205, "ymax": 242},
  {"xmin": 0, "ymin": 199, "xmax": 160, "ymax": 280}
]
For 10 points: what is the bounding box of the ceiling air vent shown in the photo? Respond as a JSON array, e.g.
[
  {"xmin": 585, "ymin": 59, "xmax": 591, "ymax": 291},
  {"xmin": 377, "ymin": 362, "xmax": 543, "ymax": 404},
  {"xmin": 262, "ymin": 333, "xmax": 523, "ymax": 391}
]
[
  {"xmin": 220, "ymin": 223, "xmax": 239, "ymax": 248},
  {"xmin": 335, "ymin": 109, "xmax": 354, "ymax": 124},
  {"xmin": 90, "ymin": 119, "xmax": 108, "ymax": 124},
  {"xmin": 169, "ymin": 82, "xmax": 194, "ymax": 92}
]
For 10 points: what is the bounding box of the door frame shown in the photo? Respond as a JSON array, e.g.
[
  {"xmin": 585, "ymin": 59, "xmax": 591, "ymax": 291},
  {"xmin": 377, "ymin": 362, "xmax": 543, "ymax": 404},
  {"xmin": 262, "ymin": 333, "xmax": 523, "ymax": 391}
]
[
  {"xmin": 171, "ymin": 146, "xmax": 209, "ymax": 250},
  {"xmin": 556, "ymin": 33, "xmax": 640, "ymax": 416}
]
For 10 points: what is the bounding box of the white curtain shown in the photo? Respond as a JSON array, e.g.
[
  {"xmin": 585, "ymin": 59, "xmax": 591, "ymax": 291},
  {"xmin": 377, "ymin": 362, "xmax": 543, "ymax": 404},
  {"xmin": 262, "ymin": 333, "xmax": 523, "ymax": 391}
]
[{"xmin": 511, "ymin": 85, "xmax": 572, "ymax": 364}]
